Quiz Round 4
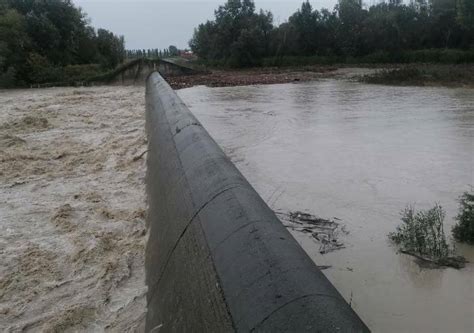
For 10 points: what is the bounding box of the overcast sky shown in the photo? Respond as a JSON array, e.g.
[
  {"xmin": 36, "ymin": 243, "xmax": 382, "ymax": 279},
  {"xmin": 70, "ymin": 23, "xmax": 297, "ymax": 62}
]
[{"xmin": 72, "ymin": 0, "xmax": 343, "ymax": 50}]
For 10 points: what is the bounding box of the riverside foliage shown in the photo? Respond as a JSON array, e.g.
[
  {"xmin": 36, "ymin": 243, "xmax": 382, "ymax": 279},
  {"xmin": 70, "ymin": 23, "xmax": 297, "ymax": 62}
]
[
  {"xmin": 452, "ymin": 192, "xmax": 474, "ymax": 244},
  {"xmin": 389, "ymin": 205, "xmax": 451, "ymax": 260},
  {"xmin": 190, "ymin": 0, "xmax": 474, "ymax": 67},
  {"xmin": 361, "ymin": 64, "xmax": 474, "ymax": 86},
  {"xmin": 0, "ymin": 0, "xmax": 125, "ymax": 87}
]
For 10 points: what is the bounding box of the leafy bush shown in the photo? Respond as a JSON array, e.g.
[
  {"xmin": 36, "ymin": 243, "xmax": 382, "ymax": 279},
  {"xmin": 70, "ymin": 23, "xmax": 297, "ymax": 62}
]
[
  {"xmin": 403, "ymin": 49, "xmax": 474, "ymax": 64},
  {"xmin": 63, "ymin": 64, "xmax": 102, "ymax": 82},
  {"xmin": 27, "ymin": 53, "xmax": 63, "ymax": 83},
  {"xmin": 261, "ymin": 55, "xmax": 342, "ymax": 67},
  {"xmin": 361, "ymin": 64, "xmax": 474, "ymax": 86},
  {"xmin": 0, "ymin": 66, "xmax": 17, "ymax": 88},
  {"xmin": 358, "ymin": 51, "xmax": 394, "ymax": 64},
  {"xmin": 389, "ymin": 204, "xmax": 451, "ymax": 260},
  {"xmin": 362, "ymin": 67, "xmax": 422, "ymax": 85},
  {"xmin": 452, "ymin": 192, "xmax": 474, "ymax": 244},
  {"xmin": 260, "ymin": 50, "xmax": 474, "ymax": 68}
]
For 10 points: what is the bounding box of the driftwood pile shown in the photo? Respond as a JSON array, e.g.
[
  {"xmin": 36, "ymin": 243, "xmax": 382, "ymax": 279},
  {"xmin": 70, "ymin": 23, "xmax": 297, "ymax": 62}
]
[
  {"xmin": 276, "ymin": 210, "xmax": 347, "ymax": 254},
  {"xmin": 400, "ymin": 250, "xmax": 468, "ymax": 269}
]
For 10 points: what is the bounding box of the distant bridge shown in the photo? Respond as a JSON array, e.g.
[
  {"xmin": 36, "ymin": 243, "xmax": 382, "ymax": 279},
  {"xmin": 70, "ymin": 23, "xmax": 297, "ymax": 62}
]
[
  {"xmin": 95, "ymin": 58, "xmax": 204, "ymax": 86},
  {"xmin": 30, "ymin": 58, "xmax": 203, "ymax": 89}
]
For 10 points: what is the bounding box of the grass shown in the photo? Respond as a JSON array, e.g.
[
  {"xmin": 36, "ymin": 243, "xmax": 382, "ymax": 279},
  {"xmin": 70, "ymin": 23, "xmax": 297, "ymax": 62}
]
[
  {"xmin": 261, "ymin": 49, "xmax": 474, "ymax": 67},
  {"xmin": 361, "ymin": 64, "xmax": 474, "ymax": 86}
]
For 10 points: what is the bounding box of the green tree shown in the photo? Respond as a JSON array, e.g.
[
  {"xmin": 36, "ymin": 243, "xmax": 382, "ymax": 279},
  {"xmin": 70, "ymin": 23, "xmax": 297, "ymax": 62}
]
[
  {"xmin": 336, "ymin": 0, "xmax": 367, "ymax": 56},
  {"xmin": 0, "ymin": 0, "xmax": 126, "ymax": 87},
  {"xmin": 456, "ymin": 0, "xmax": 474, "ymax": 30},
  {"xmin": 97, "ymin": 28, "xmax": 125, "ymax": 68},
  {"xmin": 0, "ymin": 7, "xmax": 29, "ymax": 86},
  {"xmin": 76, "ymin": 26, "xmax": 99, "ymax": 64},
  {"xmin": 288, "ymin": 1, "xmax": 320, "ymax": 55},
  {"xmin": 190, "ymin": 0, "xmax": 274, "ymax": 66},
  {"xmin": 169, "ymin": 45, "xmax": 179, "ymax": 56},
  {"xmin": 27, "ymin": 52, "xmax": 62, "ymax": 83}
]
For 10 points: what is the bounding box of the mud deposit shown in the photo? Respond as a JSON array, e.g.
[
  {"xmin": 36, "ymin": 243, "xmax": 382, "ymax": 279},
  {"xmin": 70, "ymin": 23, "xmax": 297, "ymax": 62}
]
[
  {"xmin": 166, "ymin": 66, "xmax": 339, "ymax": 89},
  {"xmin": 0, "ymin": 87, "xmax": 147, "ymax": 331}
]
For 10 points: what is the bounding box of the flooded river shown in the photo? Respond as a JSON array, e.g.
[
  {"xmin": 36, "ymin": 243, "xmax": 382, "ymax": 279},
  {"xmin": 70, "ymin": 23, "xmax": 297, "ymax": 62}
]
[{"xmin": 178, "ymin": 80, "xmax": 474, "ymax": 332}]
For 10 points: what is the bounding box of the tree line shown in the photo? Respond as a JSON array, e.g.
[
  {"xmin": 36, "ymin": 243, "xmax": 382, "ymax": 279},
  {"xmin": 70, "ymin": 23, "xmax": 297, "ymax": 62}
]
[
  {"xmin": 126, "ymin": 46, "xmax": 180, "ymax": 60},
  {"xmin": 190, "ymin": 0, "xmax": 474, "ymax": 67},
  {"xmin": 0, "ymin": 0, "xmax": 125, "ymax": 87}
]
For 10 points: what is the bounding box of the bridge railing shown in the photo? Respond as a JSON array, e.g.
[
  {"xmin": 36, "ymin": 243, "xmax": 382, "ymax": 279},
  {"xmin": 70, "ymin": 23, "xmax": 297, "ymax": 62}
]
[{"xmin": 145, "ymin": 71, "xmax": 370, "ymax": 332}]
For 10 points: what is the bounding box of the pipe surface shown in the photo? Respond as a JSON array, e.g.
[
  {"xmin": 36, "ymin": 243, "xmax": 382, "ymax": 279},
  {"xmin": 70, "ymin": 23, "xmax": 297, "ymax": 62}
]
[{"xmin": 145, "ymin": 72, "xmax": 370, "ymax": 332}]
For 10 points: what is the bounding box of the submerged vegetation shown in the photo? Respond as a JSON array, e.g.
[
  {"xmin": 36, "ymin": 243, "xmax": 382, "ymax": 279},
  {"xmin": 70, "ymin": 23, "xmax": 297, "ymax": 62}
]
[
  {"xmin": 452, "ymin": 192, "xmax": 474, "ymax": 244},
  {"xmin": 389, "ymin": 204, "xmax": 467, "ymax": 269},
  {"xmin": 390, "ymin": 205, "xmax": 451, "ymax": 259},
  {"xmin": 191, "ymin": 0, "xmax": 474, "ymax": 68},
  {"xmin": 0, "ymin": 0, "xmax": 125, "ymax": 88}
]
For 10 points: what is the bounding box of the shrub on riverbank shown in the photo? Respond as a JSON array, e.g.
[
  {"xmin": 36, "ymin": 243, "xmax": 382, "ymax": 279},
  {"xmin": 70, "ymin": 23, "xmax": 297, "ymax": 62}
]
[
  {"xmin": 452, "ymin": 192, "xmax": 474, "ymax": 244},
  {"xmin": 389, "ymin": 204, "xmax": 467, "ymax": 269},
  {"xmin": 262, "ymin": 50, "xmax": 474, "ymax": 67},
  {"xmin": 262, "ymin": 55, "xmax": 341, "ymax": 67},
  {"xmin": 390, "ymin": 205, "xmax": 451, "ymax": 259},
  {"xmin": 24, "ymin": 64, "xmax": 106, "ymax": 88},
  {"xmin": 361, "ymin": 64, "xmax": 474, "ymax": 86},
  {"xmin": 202, "ymin": 49, "xmax": 474, "ymax": 69}
]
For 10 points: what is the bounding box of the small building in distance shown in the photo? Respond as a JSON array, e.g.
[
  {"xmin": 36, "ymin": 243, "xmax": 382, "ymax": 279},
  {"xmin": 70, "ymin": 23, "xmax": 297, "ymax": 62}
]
[{"xmin": 180, "ymin": 50, "xmax": 195, "ymax": 60}]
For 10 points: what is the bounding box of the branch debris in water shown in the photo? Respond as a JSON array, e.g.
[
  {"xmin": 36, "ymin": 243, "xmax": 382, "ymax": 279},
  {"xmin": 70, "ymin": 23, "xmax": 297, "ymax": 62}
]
[{"xmin": 275, "ymin": 210, "xmax": 347, "ymax": 254}]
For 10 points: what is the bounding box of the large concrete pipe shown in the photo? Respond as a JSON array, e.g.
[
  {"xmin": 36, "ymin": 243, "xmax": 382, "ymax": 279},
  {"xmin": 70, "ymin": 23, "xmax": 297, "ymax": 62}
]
[{"xmin": 145, "ymin": 72, "xmax": 370, "ymax": 333}]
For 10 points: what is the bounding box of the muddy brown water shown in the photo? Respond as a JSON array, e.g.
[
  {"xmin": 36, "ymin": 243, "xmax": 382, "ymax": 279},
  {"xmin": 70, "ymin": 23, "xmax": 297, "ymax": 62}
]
[
  {"xmin": 177, "ymin": 80, "xmax": 474, "ymax": 332},
  {"xmin": 0, "ymin": 87, "xmax": 147, "ymax": 331}
]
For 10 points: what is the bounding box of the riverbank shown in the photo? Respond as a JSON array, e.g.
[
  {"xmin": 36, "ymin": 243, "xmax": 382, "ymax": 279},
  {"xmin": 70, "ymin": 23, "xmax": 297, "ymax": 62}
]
[
  {"xmin": 360, "ymin": 64, "xmax": 474, "ymax": 87},
  {"xmin": 166, "ymin": 64, "xmax": 474, "ymax": 89},
  {"xmin": 165, "ymin": 66, "xmax": 338, "ymax": 89},
  {"xmin": 0, "ymin": 87, "xmax": 147, "ymax": 331}
]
